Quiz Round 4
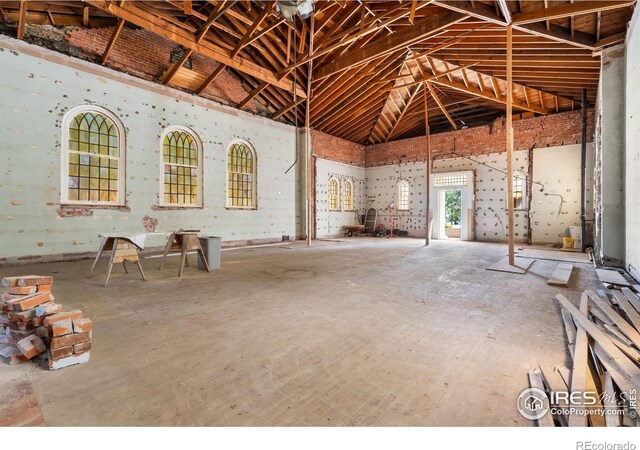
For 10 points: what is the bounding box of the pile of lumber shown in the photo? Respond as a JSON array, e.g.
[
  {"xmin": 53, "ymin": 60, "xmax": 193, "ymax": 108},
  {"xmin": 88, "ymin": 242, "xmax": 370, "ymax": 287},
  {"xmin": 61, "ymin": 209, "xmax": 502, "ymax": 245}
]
[
  {"xmin": 529, "ymin": 286, "xmax": 640, "ymax": 426},
  {"xmin": 0, "ymin": 275, "xmax": 92, "ymax": 370}
]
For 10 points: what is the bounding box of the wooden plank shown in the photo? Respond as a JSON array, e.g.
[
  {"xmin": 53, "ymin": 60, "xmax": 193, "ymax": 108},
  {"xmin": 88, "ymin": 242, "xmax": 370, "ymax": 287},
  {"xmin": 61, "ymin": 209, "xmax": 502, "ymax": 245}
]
[
  {"xmin": 427, "ymin": 82, "xmax": 457, "ymax": 129},
  {"xmin": 315, "ymin": 10, "xmax": 466, "ymax": 79},
  {"xmin": 596, "ymin": 269, "xmax": 630, "ymax": 286},
  {"xmin": 568, "ymin": 293, "xmax": 589, "ymax": 426},
  {"xmin": 586, "ymin": 290, "xmax": 640, "ymax": 348},
  {"xmin": 539, "ymin": 366, "xmax": 569, "ymax": 426},
  {"xmin": 561, "ymin": 309, "xmax": 576, "ymax": 359},
  {"xmin": 528, "ymin": 369, "xmax": 556, "ymax": 427},
  {"xmin": 591, "ymin": 342, "xmax": 638, "ymax": 406},
  {"xmin": 486, "ymin": 256, "xmax": 535, "ymax": 274},
  {"xmin": 86, "ymin": 1, "xmax": 306, "ymax": 98},
  {"xmin": 101, "ymin": 18, "xmax": 125, "ymax": 65},
  {"xmin": 611, "ymin": 290, "xmax": 640, "ymax": 332},
  {"xmin": 621, "ymin": 287, "xmax": 640, "ymax": 313},
  {"xmin": 17, "ymin": 0, "xmax": 26, "ymax": 40},
  {"xmin": 556, "ymin": 294, "xmax": 640, "ymax": 388},
  {"xmin": 601, "ymin": 372, "xmax": 622, "ymax": 427},
  {"xmin": 513, "ymin": 1, "xmax": 634, "ymax": 25},
  {"xmin": 548, "ymin": 263, "xmax": 574, "ymax": 287}
]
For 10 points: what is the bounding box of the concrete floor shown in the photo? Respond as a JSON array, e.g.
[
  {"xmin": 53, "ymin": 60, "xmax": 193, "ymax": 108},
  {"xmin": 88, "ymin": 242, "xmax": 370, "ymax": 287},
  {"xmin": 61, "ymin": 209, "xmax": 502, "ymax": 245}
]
[{"xmin": 0, "ymin": 238, "xmax": 597, "ymax": 426}]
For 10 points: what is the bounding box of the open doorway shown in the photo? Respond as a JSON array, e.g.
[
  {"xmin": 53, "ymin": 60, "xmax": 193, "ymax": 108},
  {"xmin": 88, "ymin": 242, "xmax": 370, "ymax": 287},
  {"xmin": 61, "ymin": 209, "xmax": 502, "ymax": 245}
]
[
  {"xmin": 430, "ymin": 170, "xmax": 475, "ymax": 241},
  {"xmin": 444, "ymin": 189, "xmax": 462, "ymax": 239}
]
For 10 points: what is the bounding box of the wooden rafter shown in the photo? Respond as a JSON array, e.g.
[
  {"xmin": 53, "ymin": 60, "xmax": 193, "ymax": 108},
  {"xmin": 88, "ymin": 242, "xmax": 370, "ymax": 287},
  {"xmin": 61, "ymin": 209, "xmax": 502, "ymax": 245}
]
[
  {"xmin": 17, "ymin": 0, "xmax": 27, "ymax": 40},
  {"xmin": 512, "ymin": 1, "xmax": 635, "ymax": 25},
  {"xmin": 427, "ymin": 82, "xmax": 458, "ymax": 129},
  {"xmin": 386, "ymin": 85, "xmax": 421, "ymax": 141},
  {"xmin": 100, "ymin": 17, "xmax": 124, "ymax": 65}
]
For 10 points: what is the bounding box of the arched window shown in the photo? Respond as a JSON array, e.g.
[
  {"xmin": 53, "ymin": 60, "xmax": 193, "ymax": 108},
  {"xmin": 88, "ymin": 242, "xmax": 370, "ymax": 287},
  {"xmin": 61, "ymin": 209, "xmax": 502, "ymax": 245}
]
[
  {"xmin": 513, "ymin": 173, "xmax": 526, "ymax": 209},
  {"xmin": 161, "ymin": 126, "xmax": 202, "ymax": 206},
  {"xmin": 343, "ymin": 179, "xmax": 354, "ymax": 211},
  {"xmin": 227, "ymin": 140, "xmax": 256, "ymax": 208},
  {"xmin": 398, "ymin": 180, "xmax": 410, "ymax": 211},
  {"xmin": 61, "ymin": 105, "xmax": 125, "ymax": 205},
  {"xmin": 328, "ymin": 178, "xmax": 340, "ymax": 211}
]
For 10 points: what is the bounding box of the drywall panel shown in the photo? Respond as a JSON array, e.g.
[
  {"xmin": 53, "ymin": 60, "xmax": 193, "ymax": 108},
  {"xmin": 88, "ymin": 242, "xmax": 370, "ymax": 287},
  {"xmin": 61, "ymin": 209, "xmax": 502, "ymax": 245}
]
[
  {"xmin": 626, "ymin": 7, "xmax": 640, "ymax": 278},
  {"xmin": 531, "ymin": 144, "xmax": 594, "ymax": 245},
  {"xmin": 315, "ymin": 158, "xmax": 365, "ymax": 238},
  {"xmin": 0, "ymin": 37, "xmax": 298, "ymax": 260}
]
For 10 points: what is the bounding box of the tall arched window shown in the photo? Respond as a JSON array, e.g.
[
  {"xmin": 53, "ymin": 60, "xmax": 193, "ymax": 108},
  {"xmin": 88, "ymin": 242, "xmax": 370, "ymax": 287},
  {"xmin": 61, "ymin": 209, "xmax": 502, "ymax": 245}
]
[
  {"xmin": 227, "ymin": 140, "xmax": 256, "ymax": 208},
  {"xmin": 328, "ymin": 178, "xmax": 340, "ymax": 211},
  {"xmin": 343, "ymin": 179, "xmax": 354, "ymax": 211},
  {"xmin": 61, "ymin": 105, "xmax": 125, "ymax": 205},
  {"xmin": 398, "ymin": 180, "xmax": 410, "ymax": 211},
  {"xmin": 161, "ymin": 126, "xmax": 202, "ymax": 206}
]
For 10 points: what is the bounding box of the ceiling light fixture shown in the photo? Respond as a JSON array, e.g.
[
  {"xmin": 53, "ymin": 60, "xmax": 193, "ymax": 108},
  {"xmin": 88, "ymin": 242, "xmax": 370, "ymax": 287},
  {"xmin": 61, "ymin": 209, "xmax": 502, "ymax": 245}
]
[{"xmin": 276, "ymin": 0, "xmax": 315, "ymax": 21}]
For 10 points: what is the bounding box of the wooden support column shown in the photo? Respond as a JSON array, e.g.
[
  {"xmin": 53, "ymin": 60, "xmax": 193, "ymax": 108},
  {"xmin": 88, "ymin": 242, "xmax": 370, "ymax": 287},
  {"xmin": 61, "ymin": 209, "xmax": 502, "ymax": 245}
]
[
  {"xmin": 506, "ymin": 24, "xmax": 515, "ymax": 265},
  {"xmin": 424, "ymin": 83, "xmax": 431, "ymax": 246},
  {"xmin": 17, "ymin": 0, "xmax": 27, "ymax": 40},
  {"xmin": 305, "ymin": 16, "xmax": 314, "ymax": 246}
]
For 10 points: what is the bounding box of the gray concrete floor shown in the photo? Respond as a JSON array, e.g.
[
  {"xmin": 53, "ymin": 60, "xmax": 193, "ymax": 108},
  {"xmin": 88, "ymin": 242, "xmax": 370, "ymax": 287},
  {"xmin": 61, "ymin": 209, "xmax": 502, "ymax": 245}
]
[{"xmin": 0, "ymin": 238, "xmax": 597, "ymax": 426}]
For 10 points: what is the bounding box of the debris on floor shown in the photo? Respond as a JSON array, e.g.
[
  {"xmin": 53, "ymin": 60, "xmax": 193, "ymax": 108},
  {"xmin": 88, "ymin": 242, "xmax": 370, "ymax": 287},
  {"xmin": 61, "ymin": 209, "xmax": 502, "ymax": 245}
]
[
  {"xmin": 0, "ymin": 275, "xmax": 92, "ymax": 370},
  {"xmin": 528, "ymin": 286, "xmax": 640, "ymax": 426}
]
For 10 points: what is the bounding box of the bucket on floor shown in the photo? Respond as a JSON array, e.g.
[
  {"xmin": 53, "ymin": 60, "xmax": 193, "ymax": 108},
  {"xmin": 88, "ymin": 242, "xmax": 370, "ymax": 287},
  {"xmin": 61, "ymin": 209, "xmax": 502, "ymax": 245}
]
[
  {"xmin": 198, "ymin": 236, "xmax": 222, "ymax": 271},
  {"xmin": 562, "ymin": 237, "xmax": 576, "ymax": 250}
]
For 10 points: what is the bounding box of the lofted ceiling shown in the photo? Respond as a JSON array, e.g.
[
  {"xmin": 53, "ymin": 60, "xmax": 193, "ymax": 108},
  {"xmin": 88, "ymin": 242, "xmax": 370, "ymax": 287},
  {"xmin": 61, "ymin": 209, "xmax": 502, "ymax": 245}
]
[{"xmin": 0, "ymin": 0, "xmax": 635, "ymax": 144}]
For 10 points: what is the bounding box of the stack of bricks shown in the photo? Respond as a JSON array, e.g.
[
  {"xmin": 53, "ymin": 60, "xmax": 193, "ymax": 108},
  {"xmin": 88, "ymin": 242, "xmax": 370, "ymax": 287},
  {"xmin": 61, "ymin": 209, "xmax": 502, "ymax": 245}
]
[{"xmin": 0, "ymin": 275, "xmax": 92, "ymax": 370}]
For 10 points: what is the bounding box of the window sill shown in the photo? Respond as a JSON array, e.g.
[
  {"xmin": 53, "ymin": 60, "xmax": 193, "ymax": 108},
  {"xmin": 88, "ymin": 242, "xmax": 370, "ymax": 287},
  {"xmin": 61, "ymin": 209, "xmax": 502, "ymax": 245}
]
[
  {"xmin": 153, "ymin": 204, "xmax": 204, "ymax": 211},
  {"xmin": 60, "ymin": 203, "xmax": 130, "ymax": 212},
  {"xmin": 225, "ymin": 206, "xmax": 258, "ymax": 211}
]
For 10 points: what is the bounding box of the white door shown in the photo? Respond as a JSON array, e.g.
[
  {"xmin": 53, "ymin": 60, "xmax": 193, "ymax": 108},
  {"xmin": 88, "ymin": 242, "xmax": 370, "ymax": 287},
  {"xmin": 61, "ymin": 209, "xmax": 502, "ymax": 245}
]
[{"xmin": 430, "ymin": 171, "xmax": 475, "ymax": 240}]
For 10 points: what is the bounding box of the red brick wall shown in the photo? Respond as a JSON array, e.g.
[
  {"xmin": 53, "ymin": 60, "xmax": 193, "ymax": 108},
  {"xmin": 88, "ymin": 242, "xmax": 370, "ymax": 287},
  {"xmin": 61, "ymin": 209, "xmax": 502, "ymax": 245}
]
[
  {"xmin": 65, "ymin": 26, "xmax": 258, "ymax": 112},
  {"xmin": 365, "ymin": 108, "xmax": 595, "ymax": 167},
  {"xmin": 312, "ymin": 129, "xmax": 365, "ymax": 167}
]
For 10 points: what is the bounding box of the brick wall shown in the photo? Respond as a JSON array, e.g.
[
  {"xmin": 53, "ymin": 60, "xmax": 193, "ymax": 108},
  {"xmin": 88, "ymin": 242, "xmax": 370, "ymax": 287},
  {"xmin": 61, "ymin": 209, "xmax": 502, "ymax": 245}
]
[
  {"xmin": 312, "ymin": 129, "xmax": 365, "ymax": 167},
  {"xmin": 65, "ymin": 26, "xmax": 259, "ymax": 112},
  {"xmin": 365, "ymin": 108, "xmax": 595, "ymax": 167}
]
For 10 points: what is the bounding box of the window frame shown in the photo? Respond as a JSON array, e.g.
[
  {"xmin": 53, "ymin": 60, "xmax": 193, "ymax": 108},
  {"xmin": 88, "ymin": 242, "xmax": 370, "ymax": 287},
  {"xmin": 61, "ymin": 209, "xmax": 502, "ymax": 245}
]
[
  {"xmin": 158, "ymin": 125, "xmax": 204, "ymax": 208},
  {"xmin": 397, "ymin": 179, "xmax": 410, "ymax": 211},
  {"xmin": 513, "ymin": 171, "xmax": 527, "ymax": 211},
  {"xmin": 328, "ymin": 177, "xmax": 340, "ymax": 211},
  {"xmin": 60, "ymin": 105, "xmax": 126, "ymax": 207},
  {"xmin": 343, "ymin": 179, "xmax": 354, "ymax": 211},
  {"xmin": 226, "ymin": 138, "xmax": 257, "ymax": 210}
]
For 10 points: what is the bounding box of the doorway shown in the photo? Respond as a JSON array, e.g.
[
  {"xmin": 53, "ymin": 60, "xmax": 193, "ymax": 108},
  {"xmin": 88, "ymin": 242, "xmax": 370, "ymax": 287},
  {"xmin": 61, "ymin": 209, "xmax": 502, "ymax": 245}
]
[
  {"xmin": 430, "ymin": 170, "xmax": 475, "ymax": 241},
  {"xmin": 444, "ymin": 189, "xmax": 462, "ymax": 239}
]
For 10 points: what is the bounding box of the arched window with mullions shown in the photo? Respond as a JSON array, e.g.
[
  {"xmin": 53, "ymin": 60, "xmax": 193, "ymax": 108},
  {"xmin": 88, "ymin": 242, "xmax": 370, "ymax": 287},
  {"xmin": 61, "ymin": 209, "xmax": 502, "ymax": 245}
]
[
  {"xmin": 397, "ymin": 180, "xmax": 410, "ymax": 211},
  {"xmin": 160, "ymin": 126, "xmax": 202, "ymax": 207},
  {"xmin": 61, "ymin": 105, "xmax": 125, "ymax": 205},
  {"xmin": 328, "ymin": 178, "xmax": 340, "ymax": 211},
  {"xmin": 227, "ymin": 140, "xmax": 256, "ymax": 208},
  {"xmin": 343, "ymin": 179, "xmax": 354, "ymax": 211}
]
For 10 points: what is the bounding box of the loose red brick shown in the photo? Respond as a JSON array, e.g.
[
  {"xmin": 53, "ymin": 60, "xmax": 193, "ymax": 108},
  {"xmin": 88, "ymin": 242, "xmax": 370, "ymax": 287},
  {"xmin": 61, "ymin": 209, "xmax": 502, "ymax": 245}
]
[
  {"xmin": 15, "ymin": 320, "xmax": 38, "ymax": 332},
  {"xmin": 50, "ymin": 332, "xmax": 91, "ymax": 349},
  {"xmin": 5, "ymin": 291, "xmax": 53, "ymax": 312},
  {"xmin": 5, "ymin": 286, "xmax": 37, "ymax": 295},
  {"xmin": 10, "ymin": 350, "xmax": 29, "ymax": 365},
  {"xmin": 51, "ymin": 319, "xmax": 73, "ymax": 337},
  {"xmin": 35, "ymin": 302, "xmax": 62, "ymax": 317},
  {"xmin": 16, "ymin": 335, "xmax": 46, "ymax": 359},
  {"xmin": 48, "ymin": 351, "xmax": 90, "ymax": 370},
  {"xmin": 72, "ymin": 318, "xmax": 93, "ymax": 334},
  {"xmin": 73, "ymin": 342, "xmax": 92, "ymax": 354},
  {"xmin": 8, "ymin": 308, "xmax": 38, "ymax": 322},
  {"xmin": 50, "ymin": 346, "xmax": 74, "ymax": 361},
  {"xmin": 16, "ymin": 276, "xmax": 53, "ymax": 287},
  {"xmin": 43, "ymin": 310, "xmax": 83, "ymax": 327},
  {"xmin": 1, "ymin": 277, "xmax": 20, "ymax": 287},
  {"xmin": 37, "ymin": 284, "xmax": 52, "ymax": 292},
  {"xmin": 2, "ymin": 292, "xmax": 24, "ymax": 301}
]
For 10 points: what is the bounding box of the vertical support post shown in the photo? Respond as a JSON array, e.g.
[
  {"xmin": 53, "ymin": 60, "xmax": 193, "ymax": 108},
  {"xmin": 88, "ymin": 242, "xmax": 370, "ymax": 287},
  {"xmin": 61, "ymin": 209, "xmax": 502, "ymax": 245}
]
[
  {"xmin": 580, "ymin": 88, "xmax": 587, "ymax": 253},
  {"xmin": 305, "ymin": 16, "xmax": 314, "ymax": 247},
  {"xmin": 17, "ymin": 0, "xmax": 27, "ymax": 40},
  {"xmin": 506, "ymin": 25, "xmax": 515, "ymax": 265},
  {"xmin": 424, "ymin": 83, "xmax": 431, "ymax": 246}
]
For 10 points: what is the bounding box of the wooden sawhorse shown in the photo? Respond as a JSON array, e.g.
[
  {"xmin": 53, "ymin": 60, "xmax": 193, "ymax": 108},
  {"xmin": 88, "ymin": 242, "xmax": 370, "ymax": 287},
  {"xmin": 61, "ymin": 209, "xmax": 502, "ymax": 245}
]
[
  {"xmin": 158, "ymin": 232, "xmax": 210, "ymax": 276},
  {"xmin": 90, "ymin": 236, "xmax": 146, "ymax": 287}
]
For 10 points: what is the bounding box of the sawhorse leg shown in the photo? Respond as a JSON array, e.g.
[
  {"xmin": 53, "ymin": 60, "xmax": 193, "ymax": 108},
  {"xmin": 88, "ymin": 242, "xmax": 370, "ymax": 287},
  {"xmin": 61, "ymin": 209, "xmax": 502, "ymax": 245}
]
[
  {"xmin": 90, "ymin": 236, "xmax": 108, "ymax": 275},
  {"xmin": 158, "ymin": 233, "xmax": 176, "ymax": 270},
  {"xmin": 104, "ymin": 238, "xmax": 119, "ymax": 287}
]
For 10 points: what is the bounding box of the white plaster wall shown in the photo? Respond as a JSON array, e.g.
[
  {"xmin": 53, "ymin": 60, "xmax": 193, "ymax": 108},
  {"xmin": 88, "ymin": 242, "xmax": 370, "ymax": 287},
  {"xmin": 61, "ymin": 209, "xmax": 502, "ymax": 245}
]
[
  {"xmin": 433, "ymin": 151, "xmax": 530, "ymax": 242},
  {"xmin": 531, "ymin": 144, "xmax": 594, "ymax": 244},
  {"xmin": 315, "ymin": 158, "xmax": 365, "ymax": 238},
  {"xmin": 365, "ymin": 163, "xmax": 428, "ymax": 237},
  {"xmin": 0, "ymin": 37, "xmax": 298, "ymax": 259},
  {"xmin": 625, "ymin": 7, "xmax": 640, "ymax": 278}
]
